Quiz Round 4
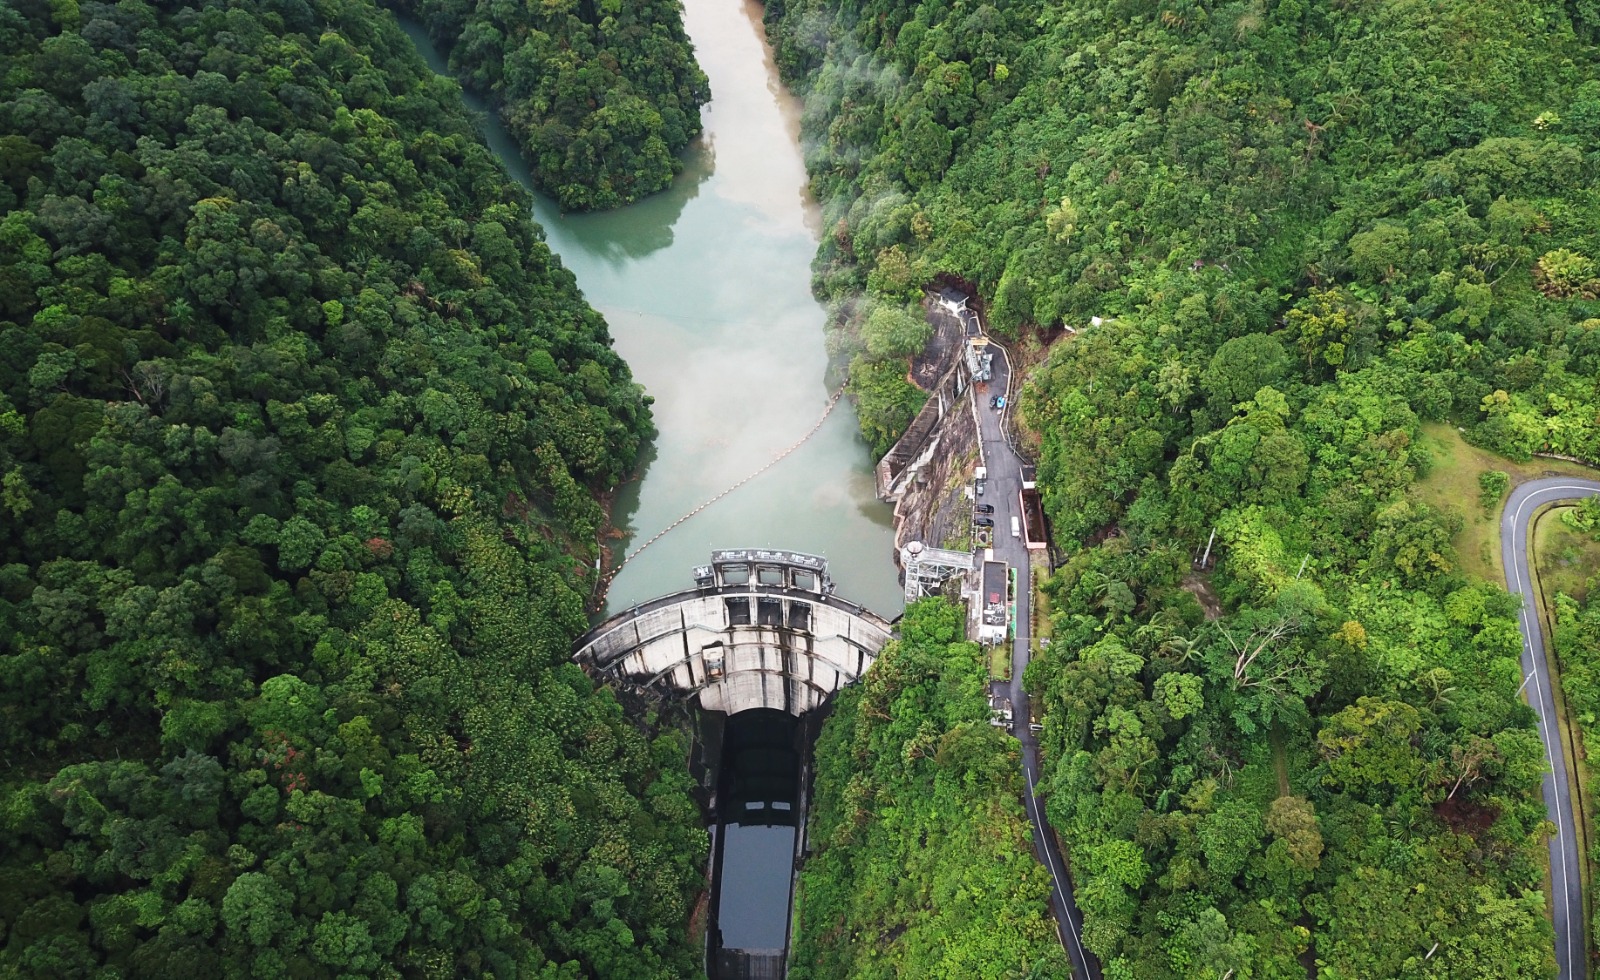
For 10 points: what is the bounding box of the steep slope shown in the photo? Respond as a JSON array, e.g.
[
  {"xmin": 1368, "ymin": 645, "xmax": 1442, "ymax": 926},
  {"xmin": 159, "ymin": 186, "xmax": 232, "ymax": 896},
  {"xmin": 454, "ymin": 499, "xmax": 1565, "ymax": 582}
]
[
  {"xmin": 396, "ymin": 0, "xmax": 710, "ymax": 210},
  {"xmin": 768, "ymin": 0, "xmax": 1600, "ymax": 975},
  {"xmin": 0, "ymin": 1, "xmax": 704, "ymax": 975},
  {"xmin": 791, "ymin": 599, "xmax": 1069, "ymax": 979}
]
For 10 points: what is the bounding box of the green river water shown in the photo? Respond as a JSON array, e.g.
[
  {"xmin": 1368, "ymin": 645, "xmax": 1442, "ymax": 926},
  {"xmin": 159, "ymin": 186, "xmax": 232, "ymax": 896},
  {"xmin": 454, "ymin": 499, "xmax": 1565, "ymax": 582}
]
[{"xmin": 398, "ymin": 0, "xmax": 902, "ymax": 620}]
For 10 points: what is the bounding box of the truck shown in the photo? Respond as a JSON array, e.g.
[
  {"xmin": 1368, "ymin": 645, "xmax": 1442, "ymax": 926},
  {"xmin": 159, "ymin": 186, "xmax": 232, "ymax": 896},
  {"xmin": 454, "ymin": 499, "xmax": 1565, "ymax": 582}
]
[{"xmin": 974, "ymin": 466, "xmax": 987, "ymax": 497}]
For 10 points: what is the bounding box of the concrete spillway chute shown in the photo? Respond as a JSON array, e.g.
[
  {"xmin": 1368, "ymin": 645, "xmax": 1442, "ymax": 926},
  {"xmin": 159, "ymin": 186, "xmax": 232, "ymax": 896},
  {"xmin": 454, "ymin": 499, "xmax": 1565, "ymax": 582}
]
[{"xmin": 573, "ymin": 551, "xmax": 894, "ymax": 716}]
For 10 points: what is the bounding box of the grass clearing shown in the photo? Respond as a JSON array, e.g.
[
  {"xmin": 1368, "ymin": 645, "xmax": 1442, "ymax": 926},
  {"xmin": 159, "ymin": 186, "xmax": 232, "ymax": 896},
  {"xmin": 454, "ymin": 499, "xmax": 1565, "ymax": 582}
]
[
  {"xmin": 1412, "ymin": 422, "xmax": 1599, "ymax": 585},
  {"xmin": 1534, "ymin": 505, "xmax": 1600, "ymax": 605},
  {"xmin": 1031, "ymin": 560, "xmax": 1054, "ymax": 658},
  {"xmin": 988, "ymin": 644, "xmax": 1011, "ymax": 681}
]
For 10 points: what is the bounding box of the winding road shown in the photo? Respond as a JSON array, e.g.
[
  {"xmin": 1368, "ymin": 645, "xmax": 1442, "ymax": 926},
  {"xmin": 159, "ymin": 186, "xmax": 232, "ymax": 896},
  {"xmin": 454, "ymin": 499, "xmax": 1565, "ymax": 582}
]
[
  {"xmin": 938, "ymin": 287, "xmax": 1102, "ymax": 979},
  {"xmin": 942, "ymin": 284, "xmax": 1595, "ymax": 978},
  {"xmin": 1504, "ymin": 477, "xmax": 1600, "ymax": 980}
]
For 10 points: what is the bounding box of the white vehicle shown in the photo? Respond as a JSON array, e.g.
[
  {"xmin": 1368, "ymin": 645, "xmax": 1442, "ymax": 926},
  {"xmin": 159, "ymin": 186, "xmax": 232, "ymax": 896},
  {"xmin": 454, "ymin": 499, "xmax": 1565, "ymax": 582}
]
[{"xmin": 1011, "ymin": 516, "xmax": 1021, "ymax": 538}]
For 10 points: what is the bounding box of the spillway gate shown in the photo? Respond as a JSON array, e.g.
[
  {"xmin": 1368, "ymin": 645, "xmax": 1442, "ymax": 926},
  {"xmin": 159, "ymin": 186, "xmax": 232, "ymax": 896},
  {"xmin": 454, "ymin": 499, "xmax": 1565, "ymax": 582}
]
[{"xmin": 573, "ymin": 550, "xmax": 894, "ymax": 716}]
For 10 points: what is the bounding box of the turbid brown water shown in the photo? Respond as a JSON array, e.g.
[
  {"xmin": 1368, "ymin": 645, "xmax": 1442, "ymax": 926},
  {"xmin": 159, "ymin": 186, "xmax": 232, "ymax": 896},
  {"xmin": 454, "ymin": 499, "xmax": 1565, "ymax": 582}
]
[{"xmin": 399, "ymin": 1, "xmax": 901, "ymax": 619}]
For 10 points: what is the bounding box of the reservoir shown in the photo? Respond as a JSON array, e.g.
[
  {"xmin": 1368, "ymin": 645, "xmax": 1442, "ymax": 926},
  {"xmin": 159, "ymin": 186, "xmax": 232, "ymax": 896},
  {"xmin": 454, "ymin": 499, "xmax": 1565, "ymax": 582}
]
[
  {"xmin": 397, "ymin": 2, "xmax": 901, "ymax": 976},
  {"xmin": 396, "ymin": 1, "xmax": 901, "ymax": 620}
]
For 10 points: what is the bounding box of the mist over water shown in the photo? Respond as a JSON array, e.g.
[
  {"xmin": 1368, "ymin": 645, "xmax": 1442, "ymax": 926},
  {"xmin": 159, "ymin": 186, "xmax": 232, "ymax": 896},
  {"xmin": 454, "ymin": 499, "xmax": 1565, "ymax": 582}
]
[
  {"xmin": 396, "ymin": 10, "xmax": 890, "ymax": 964},
  {"xmin": 398, "ymin": 0, "xmax": 901, "ymax": 618}
]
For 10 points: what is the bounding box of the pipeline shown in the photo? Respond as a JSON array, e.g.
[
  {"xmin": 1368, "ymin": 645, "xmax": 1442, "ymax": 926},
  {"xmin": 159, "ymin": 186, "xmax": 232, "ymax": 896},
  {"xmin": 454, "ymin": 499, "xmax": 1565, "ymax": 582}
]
[{"xmin": 593, "ymin": 385, "xmax": 848, "ymax": 605}]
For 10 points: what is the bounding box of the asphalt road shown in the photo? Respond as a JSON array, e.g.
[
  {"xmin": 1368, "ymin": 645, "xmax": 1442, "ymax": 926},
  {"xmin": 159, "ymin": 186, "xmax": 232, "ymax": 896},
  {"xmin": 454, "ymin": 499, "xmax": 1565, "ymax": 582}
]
[
  {"xmin": 944, "ymin": 287, "xmax": 1101, "ymax": 980},
  {"xmin": 940, "ymin": 282, "xmax": 1592, "ymax": 977},
  {"xmin": 1504, "ymin": 477, "xmax": 1600, "ymax": 980}
]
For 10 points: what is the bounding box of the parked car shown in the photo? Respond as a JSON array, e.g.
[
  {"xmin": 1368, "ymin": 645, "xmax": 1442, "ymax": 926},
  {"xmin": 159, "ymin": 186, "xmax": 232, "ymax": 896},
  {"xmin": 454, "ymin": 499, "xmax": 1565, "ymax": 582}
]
[
  {"xmin": 975, "ymin": 517, "xmax": 994, "ymax": 528},
  {"xmin": 994, "ymin": 395, "xmax": 1006, "ymax": 410},
  {"xmin": 988, "ymin": 394, "xmax": 1000, "ymax": 408},
  {"xmin": 975, "ymin": 504, "xmax": 994, "ymax": 514}
]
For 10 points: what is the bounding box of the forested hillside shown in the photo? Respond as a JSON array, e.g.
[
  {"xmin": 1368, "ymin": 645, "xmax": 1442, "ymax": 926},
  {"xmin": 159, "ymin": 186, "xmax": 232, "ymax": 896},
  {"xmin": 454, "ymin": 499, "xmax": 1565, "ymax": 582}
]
[
  {"xmin": 767, "ymin": 0, "xmax": 1600, "ymax": 974},
  {"xmin": 395, "ymin": 0, "xmax": 709, "ymax": 211},
  {"xmin": 1554, "ymin": 499, "xmax": 1600, "ymax": 789},
  {"xmin": 790, "ymin": 599, "xmax": 1068, "ymax": 979},
  {"xmin": 0, "ymin": 1, "xmax": 706, "ymax": 975}
]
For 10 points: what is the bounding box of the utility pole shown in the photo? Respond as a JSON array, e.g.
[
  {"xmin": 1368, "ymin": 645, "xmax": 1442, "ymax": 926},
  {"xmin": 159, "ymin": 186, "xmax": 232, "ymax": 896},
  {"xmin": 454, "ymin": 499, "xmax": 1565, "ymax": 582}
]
[
  {"xmin": 1296, "ymin": 554, "xmax": 1309, "ymax": 579},
  {"xmin": 1515, "ymin": 670, "xmax": 1535, "ymax": 699},
  {"xmin": 1198, "ymin": 528, "xmax": 1216, "ymax": 569}
]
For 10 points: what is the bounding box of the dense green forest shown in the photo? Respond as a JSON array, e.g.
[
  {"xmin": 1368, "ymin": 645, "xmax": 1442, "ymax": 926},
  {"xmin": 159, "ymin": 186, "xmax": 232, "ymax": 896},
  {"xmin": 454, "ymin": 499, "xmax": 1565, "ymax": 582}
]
[
  {"xmin": 1028, "ymin": 545, "xmax": 1554, "ymax": 977},
  {"xmin": 0, "ymin": 0, "xmax": 708, "ymax": 975},
  {"xmin": 395, "ymin": 0, "xmax": 709, "ymax": 211},
  {"xmin": 789, "ymin": 599, "xmax": 1069, "ymax": 979},
  {"xmin": 1554, "ymin": 499, "xmax": 1600, "ymax": 779},
  {"xmin": 767, "ymin": 0, "xmax": 1600, "ymax": 974}
]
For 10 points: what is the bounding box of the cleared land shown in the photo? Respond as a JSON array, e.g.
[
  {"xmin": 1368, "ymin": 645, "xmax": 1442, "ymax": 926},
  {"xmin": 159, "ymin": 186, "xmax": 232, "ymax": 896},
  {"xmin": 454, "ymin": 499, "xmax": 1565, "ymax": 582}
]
[
  {"xmin": 990, "ymin": 644, "xmax": 1011, "ymax": 681},
  {"xmin": 1534, "ymin": 506, "xmax": 1600, "ymax": 606},
  {"xmin": 1412, "ymin": 422, "xmax": 1599, "ymax": 584}
]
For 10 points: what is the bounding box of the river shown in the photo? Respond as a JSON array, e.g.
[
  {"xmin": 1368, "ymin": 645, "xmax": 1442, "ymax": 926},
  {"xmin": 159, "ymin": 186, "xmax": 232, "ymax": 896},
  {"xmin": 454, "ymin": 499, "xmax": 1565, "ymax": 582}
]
[
  {"xmin": 396, "ymin": 1, "xmax": 901, "ymax": 621},
  {"xmin": 396, "ymin": 5, "xmax": 900, "ymax": 973}
]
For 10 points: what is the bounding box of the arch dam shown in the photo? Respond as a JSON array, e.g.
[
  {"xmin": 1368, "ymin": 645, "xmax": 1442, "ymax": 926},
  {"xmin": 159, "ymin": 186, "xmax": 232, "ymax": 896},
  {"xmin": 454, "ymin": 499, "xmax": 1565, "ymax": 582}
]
[{"xmin": 573, "ymin": 550, "xmax": 894, "ymax": 716}]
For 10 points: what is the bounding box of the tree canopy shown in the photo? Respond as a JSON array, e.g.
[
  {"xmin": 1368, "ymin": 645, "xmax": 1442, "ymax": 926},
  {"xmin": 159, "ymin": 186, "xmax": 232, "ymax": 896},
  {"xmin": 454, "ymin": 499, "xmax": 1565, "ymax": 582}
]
[
  {"xmin": 768, "ymin": 0, "xmax": 1598, "ymax": 972},
  {"xmin": 790, "ymin": 598, "xmax": 1070, "ymax": 979},
  {"xmin": 396, "ymin": 0, "xmax": 709, "ymax": 210},
  {"xmin": 0, "ymin": 1, "xmax": 706, "ymax": 975},
  {"xmin": 766, "ymin": 0, "xmax": 1600, "ymax": 463}
]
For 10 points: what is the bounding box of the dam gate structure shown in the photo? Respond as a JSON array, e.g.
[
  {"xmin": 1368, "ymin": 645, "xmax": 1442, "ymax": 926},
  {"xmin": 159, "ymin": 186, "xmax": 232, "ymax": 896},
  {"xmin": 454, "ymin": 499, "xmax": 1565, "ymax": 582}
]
[
  {"xmin": 573, "ymin": 551, "xmax": 895, "ymax": 980},
  {"xmin": 573, "ymin": 550, "xmax": 894, "ymax": 716}
]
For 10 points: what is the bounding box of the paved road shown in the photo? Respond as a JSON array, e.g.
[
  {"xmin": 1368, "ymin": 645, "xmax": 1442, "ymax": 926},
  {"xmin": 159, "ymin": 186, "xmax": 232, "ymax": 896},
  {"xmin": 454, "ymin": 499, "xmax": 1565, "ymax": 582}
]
[
  {"xmin": 939, "ymin": 284, "xmax": 1592, "ymax": 978},
  {"xmin": 1504, "ymin": 477, "xmax": 1600, "ymax": 980},
  {"xmin": 941, "ymin": 288, "xmax": 1101, "ymax": 980}
]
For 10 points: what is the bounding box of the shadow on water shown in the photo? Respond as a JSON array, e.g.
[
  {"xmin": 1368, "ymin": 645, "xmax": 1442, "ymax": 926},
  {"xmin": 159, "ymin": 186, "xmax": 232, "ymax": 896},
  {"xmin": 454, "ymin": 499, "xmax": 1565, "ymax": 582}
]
[
  {"xmin": 390, "ymin": 10, "xmax": 711, "ymax": 265},
  {"xmin": 549, "ymin": 140, "xmax": 714, "ymax": 266},
  {"xmin": 603, "ymin": 439, "xmax": 656, "ymax": 565}
]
